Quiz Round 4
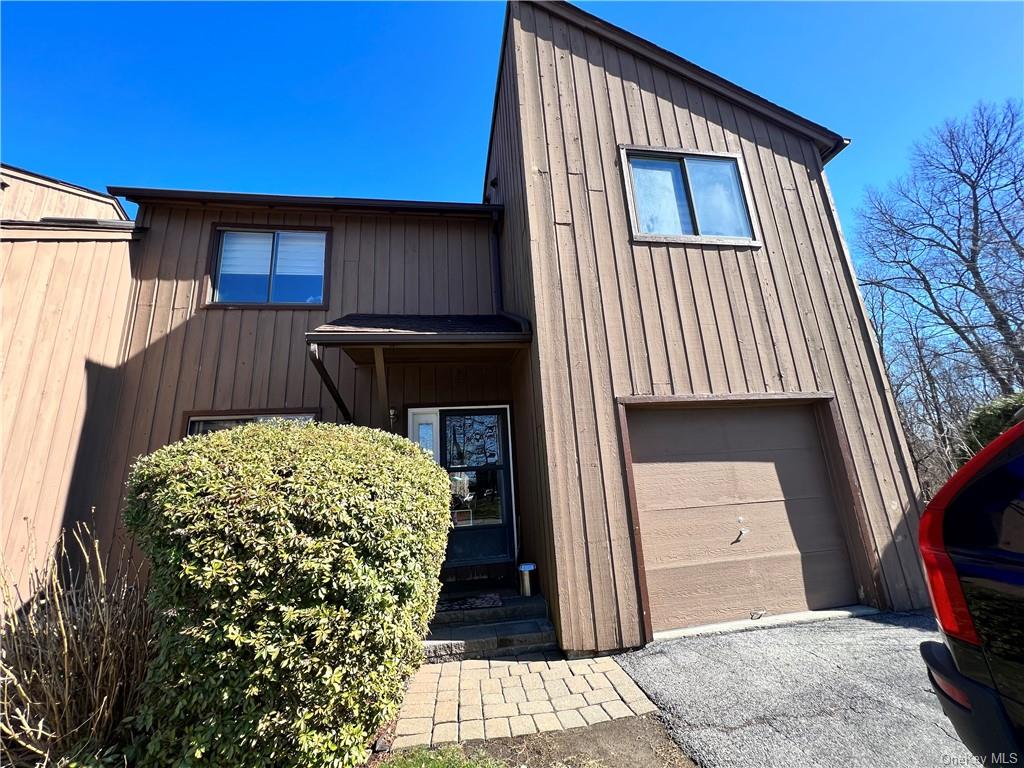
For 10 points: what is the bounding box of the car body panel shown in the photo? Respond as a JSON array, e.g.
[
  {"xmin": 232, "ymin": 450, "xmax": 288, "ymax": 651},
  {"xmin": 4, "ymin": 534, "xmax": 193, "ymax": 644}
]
[{"xmin": 920, "ymin": 425, "xmax": 1024, "ymax": 757}]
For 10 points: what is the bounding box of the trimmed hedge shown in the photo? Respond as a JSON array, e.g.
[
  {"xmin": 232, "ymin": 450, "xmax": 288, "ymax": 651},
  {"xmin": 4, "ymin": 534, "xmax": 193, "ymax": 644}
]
[
  {"xmin": 957, "ymin": 392, "xmax": 1024, "ymax": 465},
  {"xmin": 123, "ymin": 421, "xmax": 451, "ymax": 768}
]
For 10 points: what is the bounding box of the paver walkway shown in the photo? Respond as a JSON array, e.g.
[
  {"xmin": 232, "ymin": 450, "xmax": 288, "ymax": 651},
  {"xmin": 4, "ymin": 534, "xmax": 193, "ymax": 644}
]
[{"xmin": 392, "ymin": 655, "xmax": 658, "ymax": 749}]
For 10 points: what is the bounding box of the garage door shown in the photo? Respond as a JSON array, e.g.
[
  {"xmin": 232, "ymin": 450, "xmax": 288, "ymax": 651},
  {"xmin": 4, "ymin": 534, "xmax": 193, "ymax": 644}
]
[{"xmin": 629, "ymin": 404, "xmax": 858, "ymax": 632}]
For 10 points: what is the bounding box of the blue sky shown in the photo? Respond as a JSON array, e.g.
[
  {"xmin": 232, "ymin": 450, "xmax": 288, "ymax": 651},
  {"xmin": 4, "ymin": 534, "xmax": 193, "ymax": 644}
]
[{"xmin": 2, "ymin": 1, "xmax": 1021, "ymax": 244}]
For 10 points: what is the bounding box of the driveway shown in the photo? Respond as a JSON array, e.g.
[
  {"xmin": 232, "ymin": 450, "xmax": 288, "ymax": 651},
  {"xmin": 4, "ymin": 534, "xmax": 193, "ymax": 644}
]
[{"xmin": 616, "ymin": 612, "xmax": 978, "ymax": 768}]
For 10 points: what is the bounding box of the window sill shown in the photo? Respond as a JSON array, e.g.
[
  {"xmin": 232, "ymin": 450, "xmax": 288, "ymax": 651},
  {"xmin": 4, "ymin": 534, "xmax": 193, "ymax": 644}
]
[{"xmin": 630, "ymin": 233, "xmax": 763, "ymax": 249}]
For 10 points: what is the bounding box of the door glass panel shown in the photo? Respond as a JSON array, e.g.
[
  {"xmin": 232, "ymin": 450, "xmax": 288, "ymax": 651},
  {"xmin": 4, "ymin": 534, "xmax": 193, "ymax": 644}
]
[
  {"xmin": 445, "ymin": 414, "xmax": 502, "ymax": 467},
  {"xmin": 417, "ymin": 422, "xmax": 434, "ymax": 454},
  {"xmin": 449, "ymin": 469, "xmax": 504, "ymax": 528}
]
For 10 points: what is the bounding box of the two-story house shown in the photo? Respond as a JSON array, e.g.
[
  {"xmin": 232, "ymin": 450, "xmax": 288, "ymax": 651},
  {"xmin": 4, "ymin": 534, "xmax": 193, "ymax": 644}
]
[{"xmin": 2, "ymin": 1, "xmax": 928, "ymax": 656}]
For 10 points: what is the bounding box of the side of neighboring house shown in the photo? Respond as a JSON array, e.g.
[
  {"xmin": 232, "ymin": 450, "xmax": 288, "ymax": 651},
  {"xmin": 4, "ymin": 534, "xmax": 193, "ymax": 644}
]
[
  {"xmin": 1, "ymin": 1, "xmax": 928, "ymax": 654},
  {"xmin": 1, "ymin": 165, "xmax": 136, "ymax": 595}
]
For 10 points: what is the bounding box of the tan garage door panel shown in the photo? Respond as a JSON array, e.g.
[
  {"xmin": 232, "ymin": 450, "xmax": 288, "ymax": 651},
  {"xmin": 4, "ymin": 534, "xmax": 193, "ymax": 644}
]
[
  {"xmin": 630, "ymin": 405, "xmax": 818, "ymax": 460},
  {"xmin": 632, "ymin": 449, "xmax": 833, "ymax": 512},
  {"xmin": 646, "ymin": 552, "xmax": 858, "ymax": 630},
  {"xmin": 630, "ymin": 405, "xmax": 858, "ymax": 632},
  {"xmin": 639, "ymin": 497, "xmax": 850, "ymax": 568}
]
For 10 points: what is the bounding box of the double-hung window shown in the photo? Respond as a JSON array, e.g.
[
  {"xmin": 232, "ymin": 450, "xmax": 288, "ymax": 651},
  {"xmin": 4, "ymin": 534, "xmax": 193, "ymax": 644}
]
[
  {"xmin": 622, "ymin": 147, "xmax": 757, "ymax": 244},
  {"xmin": 211, "ymin": 228, "xmax": 327, "ymax": 305}
]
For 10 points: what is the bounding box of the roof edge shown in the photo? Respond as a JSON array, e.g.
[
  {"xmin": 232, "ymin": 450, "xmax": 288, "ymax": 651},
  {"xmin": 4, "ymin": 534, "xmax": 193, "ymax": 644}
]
[
  {"xmin": 108, "ymin": 186, "xmax": 504, "ymax": 217},
  {"xmin": 1, "ymin": 217, "xmax": 137, "ymax": 231},
  {"xmin": 532, "ymin": 0, "xmax": 849, "ymax": 162},
  {"xmin": 305, "ymin": 330, "xmax": 532, "ymax": 346},
  {"xmin": 481, "ymin": 2, "xmax": 515, "ymax": 202}
]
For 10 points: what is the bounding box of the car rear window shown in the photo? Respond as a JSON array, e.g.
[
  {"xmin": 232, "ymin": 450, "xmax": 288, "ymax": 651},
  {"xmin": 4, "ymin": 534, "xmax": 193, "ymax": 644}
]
[{"xmin": 945, "ymin": 440, "xmax": 1024, "ymax": 556}]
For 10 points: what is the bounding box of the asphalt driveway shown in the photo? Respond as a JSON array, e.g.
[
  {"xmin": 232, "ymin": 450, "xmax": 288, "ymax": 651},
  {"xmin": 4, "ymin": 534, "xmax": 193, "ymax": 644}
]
[{"xmin": 616, "ymin": 612, "xmax": 978, "ymax": 768}]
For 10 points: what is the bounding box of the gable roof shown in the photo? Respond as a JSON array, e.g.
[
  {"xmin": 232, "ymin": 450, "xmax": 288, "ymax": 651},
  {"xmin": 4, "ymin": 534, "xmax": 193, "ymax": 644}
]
[{"xmin": 483, "ymin": 1, "xmax": 848, "ymax": 197}]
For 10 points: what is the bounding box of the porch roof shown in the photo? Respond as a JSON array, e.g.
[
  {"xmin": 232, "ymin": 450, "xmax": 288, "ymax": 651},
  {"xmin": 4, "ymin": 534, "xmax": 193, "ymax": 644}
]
[
  {"xmin": 305, "ymin": 313, "xmax": 531, "ymax": 346},
  {"xmin": 305, "ymin": 313, "xmax": 531, "ymax": 425}
]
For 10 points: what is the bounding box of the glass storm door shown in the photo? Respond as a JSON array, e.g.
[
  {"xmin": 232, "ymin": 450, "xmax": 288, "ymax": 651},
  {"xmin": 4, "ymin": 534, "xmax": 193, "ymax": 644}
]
[{"xmin": 410, "ymin": 407, "xmax": 515, "ymax": 568}]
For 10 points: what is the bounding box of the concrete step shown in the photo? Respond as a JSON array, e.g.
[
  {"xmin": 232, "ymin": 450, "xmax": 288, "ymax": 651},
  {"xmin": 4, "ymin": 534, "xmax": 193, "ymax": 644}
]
[
  {"xmin": 430, "ymin": 593, "xmax": 548, "ymax": 627},
  {"xmin": 424, "ymin": 617, "xmax": 557, "ymax": 663}
]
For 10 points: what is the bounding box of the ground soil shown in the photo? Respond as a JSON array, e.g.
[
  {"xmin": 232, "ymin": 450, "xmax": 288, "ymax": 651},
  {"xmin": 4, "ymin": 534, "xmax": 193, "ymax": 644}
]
[{"xmin": 463, "ymin": 714, "xmax": 696, "ymax": 768}]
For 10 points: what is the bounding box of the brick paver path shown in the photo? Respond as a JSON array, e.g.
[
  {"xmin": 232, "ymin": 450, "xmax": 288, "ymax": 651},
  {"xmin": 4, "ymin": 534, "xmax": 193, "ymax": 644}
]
[{"xmin": 392, "ymin": 656, "xmax": 658, "ymax": 749}]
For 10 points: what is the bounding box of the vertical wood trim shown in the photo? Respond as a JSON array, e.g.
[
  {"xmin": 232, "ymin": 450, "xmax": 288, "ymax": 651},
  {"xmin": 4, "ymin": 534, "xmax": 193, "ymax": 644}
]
[
  {"xmin": 615, "ymin": 400, "xmax": 654, "ymax": 645},
  {"xmin": 814, "ymin": 399, "xmax": 889, "ymax": 610},
  {"xmin": 373, "ymin": 346, "xmax": 389, "ymax": 429}
]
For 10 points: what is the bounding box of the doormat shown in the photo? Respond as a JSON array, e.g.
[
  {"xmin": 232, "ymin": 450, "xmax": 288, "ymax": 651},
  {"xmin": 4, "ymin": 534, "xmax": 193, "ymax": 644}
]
[{"xmin": 436, "ymin": 593, "xmax": 502, "ymax": 612}]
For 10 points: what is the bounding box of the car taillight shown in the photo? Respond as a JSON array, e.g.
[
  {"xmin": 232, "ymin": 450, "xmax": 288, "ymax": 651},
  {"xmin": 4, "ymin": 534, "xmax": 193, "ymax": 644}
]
[
  {"xmin": 919, "ymin": 421, "xmax": 1024, "ymax": 646},
  {"xmin": 919, "ymin": 511, "xmax": 980, "ymax": 645}
]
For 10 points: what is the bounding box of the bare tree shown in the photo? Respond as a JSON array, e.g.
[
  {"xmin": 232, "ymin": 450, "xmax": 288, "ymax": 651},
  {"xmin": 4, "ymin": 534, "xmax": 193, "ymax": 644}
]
[
  {"xmin": 858, "ymin": 100, "xmax": 1024, "ymax": 494},
  {"xmin": 860, "ymin": 100, "xmax": 1024, "ymax": 393}
]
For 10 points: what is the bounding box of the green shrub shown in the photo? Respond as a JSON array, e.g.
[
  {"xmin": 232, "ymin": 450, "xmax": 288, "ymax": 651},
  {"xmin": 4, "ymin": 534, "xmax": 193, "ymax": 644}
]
[
  {"xmin": 123, "ymin": 421, "xmax": 451, "ymax": 768},
  {"xmin": 957, "ymin": 392, "xmax": 1024, "ymax": 465}
]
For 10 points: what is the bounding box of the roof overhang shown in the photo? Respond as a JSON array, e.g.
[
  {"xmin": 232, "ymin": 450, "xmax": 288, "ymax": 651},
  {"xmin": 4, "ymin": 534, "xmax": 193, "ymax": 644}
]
[
  {"xmin": 306, "ymin": 313, "xmax": 531, "ymax": 348},
  {"xmin": 107, "ymin": 186, "xmax": 504, "ymax": 219}
]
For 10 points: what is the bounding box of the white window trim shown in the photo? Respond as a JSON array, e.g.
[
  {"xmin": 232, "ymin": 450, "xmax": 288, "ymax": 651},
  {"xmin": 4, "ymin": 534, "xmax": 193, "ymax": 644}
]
[
  {"xmin": 407, "ymin": 405, "xmax": 518, "ymax": 559},
  {"xmin": 619, "ymin": 144, "xmax": 762, "ymax": 248}
]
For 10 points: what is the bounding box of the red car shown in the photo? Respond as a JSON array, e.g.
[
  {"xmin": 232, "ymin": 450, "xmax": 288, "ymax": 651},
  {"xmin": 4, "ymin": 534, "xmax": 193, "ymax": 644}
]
[{"xmin": 919, "ymin": 419, "xmax": 1023, "ymax": 761}]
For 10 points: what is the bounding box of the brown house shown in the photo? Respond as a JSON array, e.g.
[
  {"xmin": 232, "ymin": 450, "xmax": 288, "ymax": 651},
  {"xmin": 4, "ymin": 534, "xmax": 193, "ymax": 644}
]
[{"xmin": 1, "ymin": 1, "xmax": 928, "ymax": 655}]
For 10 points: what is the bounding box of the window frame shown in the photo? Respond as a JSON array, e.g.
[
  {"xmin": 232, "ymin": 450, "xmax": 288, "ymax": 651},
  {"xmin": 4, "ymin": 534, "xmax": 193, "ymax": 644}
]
[
  {"xmin": 619, "ymin": 145, "xmax": 761, "ymax": 247},
  {"xmin": 203, "ymin": 222, "xmax": 332, "ymax": 310},
  {"xmin": 181, "ymin": 408, "xmax": 320, "ymax": 438}
]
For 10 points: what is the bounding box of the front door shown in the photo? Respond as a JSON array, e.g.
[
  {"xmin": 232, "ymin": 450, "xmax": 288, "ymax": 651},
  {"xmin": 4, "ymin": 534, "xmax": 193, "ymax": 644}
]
[{"xmin": 409, "ymin": 406, "xmax": 516, "ymax": 568}]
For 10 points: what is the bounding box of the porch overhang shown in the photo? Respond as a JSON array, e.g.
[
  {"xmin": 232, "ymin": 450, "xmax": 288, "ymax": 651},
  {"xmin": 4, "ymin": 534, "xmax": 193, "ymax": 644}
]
[
  {"xmin": 305, "ymin": 313, "xmax": 531, "ymax": 424},
  {"xmin": 308, "ymin": 313, "xmax": 531, "ymax": 346}
]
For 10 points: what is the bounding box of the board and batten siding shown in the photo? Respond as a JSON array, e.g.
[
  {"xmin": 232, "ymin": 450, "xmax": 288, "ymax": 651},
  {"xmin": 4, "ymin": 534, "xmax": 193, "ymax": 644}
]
[
  {"xmin": 494, "ymin": 1, "xmax": 928, "ymax": 652},
  {"xmin": 1, "ymin": 232, "xmax": 135, "ymax": 594},
  {"xmin": 485, "ymin": 24, "xmax": 562, "ymax": 632},
  {"xmin": 82, "ymin": 203, "xmax": 506, "ymax": 559},
  {"xmin": 1, "ymin": 166, "xmax": 127, "ymax": 222}
]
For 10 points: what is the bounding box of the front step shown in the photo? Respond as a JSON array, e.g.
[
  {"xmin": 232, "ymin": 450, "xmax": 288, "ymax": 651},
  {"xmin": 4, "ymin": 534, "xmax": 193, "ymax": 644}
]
[
  {"xmin": 425, "ymin": 594, "xmax": 556, "ymax": 662},
  {"xmin": 424, "ymin": 617, "xmax": 557, "ymax": 663},
  {"xmin": 431, "ymin": 593, "xmax": 548, "ymax": 626}
]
